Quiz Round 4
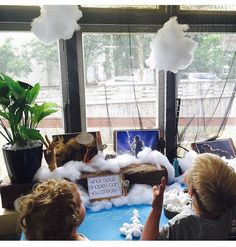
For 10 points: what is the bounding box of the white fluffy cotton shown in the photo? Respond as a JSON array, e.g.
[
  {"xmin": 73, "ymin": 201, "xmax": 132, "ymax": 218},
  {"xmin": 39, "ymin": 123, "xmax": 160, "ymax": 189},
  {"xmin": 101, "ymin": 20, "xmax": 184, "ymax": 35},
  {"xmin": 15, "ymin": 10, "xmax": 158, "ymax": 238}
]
[
  {"xmin": 146, "ymin": 16, "xmax": 198, "ymax": 73},
  {"xmin": 119, "ymin": 209, "xmax": 144, "ymax": 240},
  {"xmin": 34, "ymin": 148, "xmax": 173, "ymax": 183},
  {"xmin": 163, "ymin": 189, "xmax": 191, "ymax": 213},
  {"xmin": 33, "ymin": 164, "xmax": 81, "ymax": 182},
  {"xmin": 80, "ymin": 183, "xmax": 153, "ymax": 212},
  {"xmin": 90, "ymin": 152, "xmax": 139, "ymax": 173},
  {"xmin": 31, "ymin": 5, "xmax": 82, "ymax": 43},
  {"xmin": 87, "ymin": 200, "xmax": 113, "ymax": 212},
  {"xmin": 222, "ymin": 157, "xmax": 236, "ymax": 171},
  {"xmin": 138, "ymin": 147, "xmax": 175, "ymax": 184},
  {"xmin": 177, "ymin": 150, "xmax": 198, "ymax": 173},
  {"xmin": 77, "ymin": 184, "xmax": 90, "ymax": 206},
  {"xmin": 112, "ymin": 184, "xmax": 153, "ymax": 207},
  {"xmin": 33, "ymin": 148, "xmax": 178, "ymax": 212}
]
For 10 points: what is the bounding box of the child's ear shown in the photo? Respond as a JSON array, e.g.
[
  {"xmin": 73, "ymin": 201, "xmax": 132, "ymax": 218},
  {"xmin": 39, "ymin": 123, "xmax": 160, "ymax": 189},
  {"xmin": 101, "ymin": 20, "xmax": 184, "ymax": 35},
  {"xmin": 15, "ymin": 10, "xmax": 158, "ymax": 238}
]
[
  {"xmin": 188, "ymin": 186, "xmax": 194, "ymax": 197},
  {"xmin": 183, "ymin": 169, "xmax": 191, "ymax": 185}
]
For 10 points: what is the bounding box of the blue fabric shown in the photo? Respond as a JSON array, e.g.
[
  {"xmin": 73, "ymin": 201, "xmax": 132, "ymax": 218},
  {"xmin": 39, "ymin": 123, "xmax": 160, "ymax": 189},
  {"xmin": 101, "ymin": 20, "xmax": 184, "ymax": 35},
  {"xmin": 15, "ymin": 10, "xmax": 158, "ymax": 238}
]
[{"xmin": 21, "ymin": 204, "xmax": 168, "ymax": 240}]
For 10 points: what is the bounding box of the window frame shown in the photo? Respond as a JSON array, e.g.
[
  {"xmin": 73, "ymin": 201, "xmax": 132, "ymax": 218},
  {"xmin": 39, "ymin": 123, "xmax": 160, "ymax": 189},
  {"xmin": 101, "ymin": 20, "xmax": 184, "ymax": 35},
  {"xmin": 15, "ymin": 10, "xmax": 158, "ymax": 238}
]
[{"xmin": 0, "ymin": 5, "xmax": 235, "ymax": 162}]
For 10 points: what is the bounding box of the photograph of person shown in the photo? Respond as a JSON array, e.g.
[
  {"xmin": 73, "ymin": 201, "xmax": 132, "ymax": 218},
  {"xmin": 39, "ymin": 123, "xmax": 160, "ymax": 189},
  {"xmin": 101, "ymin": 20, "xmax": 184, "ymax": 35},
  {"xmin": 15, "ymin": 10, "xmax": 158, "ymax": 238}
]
[{"xmin": 114, "ymin": 129, "xmax": 159, "ymax": 157}]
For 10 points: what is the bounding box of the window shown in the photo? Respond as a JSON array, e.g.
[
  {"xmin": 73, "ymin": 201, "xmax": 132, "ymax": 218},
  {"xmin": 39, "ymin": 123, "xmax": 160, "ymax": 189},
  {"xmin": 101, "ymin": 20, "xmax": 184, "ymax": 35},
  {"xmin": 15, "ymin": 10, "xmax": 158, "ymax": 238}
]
[
  {"xmin": 0, "ymin": 32, "xmax": 64, "ymax": 178},
  {"xmin": 82, "ymin": 32, "xmax": 160, "ymax": 149},
  {"xmin": 177, "ymin": 32, "xmax": 236, "ymax": 153}
]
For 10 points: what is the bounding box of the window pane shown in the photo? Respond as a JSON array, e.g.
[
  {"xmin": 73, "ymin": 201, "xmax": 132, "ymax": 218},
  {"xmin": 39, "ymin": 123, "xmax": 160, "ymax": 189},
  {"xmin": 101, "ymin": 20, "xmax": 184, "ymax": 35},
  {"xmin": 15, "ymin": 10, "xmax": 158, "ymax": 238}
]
[
  {"xmin": 177, "ymin": 33, "xmax": 236, "ymax": 154},
  {"xmin": 0, "ymin": 32, "xmax": 64, "ymax": 178},
  {"xmin": 180, "ymin": 5, "xmax": 236, "ymax": 11},
  {"xmin": 82, "ymin": 32, "xmax": 160, "ymax": 150}
]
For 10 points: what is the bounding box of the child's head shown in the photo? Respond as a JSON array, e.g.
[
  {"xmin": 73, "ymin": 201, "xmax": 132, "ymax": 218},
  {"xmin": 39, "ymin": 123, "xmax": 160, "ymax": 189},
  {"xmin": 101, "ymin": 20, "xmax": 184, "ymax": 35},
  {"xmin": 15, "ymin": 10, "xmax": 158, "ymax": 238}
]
[
  {"xmin": 186, "ymin": 153, "xmax": 236, "ymax": 215},
  {"xmin": 19, "ymin": 179, "xmax": 85, "ymax": 240}
]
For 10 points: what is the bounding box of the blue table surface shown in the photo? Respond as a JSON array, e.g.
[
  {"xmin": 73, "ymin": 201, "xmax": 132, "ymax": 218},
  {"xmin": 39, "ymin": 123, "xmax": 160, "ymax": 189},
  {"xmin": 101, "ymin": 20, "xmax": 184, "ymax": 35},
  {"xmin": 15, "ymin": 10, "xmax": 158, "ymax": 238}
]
[{"xmin": 21, "ymin": 204, "xmax": 169, "ymax": 240}]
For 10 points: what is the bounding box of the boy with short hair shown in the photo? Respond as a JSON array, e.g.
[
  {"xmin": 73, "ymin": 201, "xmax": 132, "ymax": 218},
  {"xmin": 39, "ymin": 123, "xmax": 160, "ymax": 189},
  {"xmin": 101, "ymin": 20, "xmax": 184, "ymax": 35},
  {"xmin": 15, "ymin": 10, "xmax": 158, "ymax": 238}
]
[{"xmin": 142, "ymin": 153, "xmax": 236, "ymax": 240}]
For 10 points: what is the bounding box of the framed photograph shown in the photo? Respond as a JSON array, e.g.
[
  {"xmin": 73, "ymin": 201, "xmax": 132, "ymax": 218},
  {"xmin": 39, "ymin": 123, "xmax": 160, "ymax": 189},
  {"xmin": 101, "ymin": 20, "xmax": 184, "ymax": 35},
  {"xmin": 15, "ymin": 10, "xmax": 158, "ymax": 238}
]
[
  {"xmin": 114, "ymin": 129, "xmax": 160, "ymax": 157},
  {"xmin": 191, "ymin": 138, "xmax": 236, "ymax": 159},
  {"xmin": 52, "ymin": 131, "xmax": 102, "ymax": 167}
]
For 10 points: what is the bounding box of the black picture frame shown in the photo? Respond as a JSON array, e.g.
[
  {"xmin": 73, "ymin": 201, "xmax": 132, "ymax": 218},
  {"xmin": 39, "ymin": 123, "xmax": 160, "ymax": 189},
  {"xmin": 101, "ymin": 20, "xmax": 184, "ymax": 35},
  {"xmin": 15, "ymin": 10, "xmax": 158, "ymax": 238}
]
[
  {"xmin": 191, "ymin": 138, "xmax": 236, "ymax": 159},
  {"xmin": 114, "ymin": 129, "xmax": 160, "ymax": 157}
]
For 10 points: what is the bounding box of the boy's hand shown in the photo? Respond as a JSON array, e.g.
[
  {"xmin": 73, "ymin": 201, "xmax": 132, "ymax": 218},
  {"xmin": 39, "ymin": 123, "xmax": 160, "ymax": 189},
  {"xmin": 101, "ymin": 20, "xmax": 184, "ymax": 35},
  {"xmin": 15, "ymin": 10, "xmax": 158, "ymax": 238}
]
[{"xmin": 152, "ymin": 176, "xmax": 167, "ymax": 212}]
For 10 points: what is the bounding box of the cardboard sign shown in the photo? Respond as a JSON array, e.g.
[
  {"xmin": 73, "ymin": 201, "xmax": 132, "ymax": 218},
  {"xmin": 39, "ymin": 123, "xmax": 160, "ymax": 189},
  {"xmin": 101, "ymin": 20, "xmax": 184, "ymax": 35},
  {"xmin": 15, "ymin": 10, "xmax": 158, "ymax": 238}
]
[{"xmin": 87, "ymin": 174, "xmax": 125, "ymax": 200}]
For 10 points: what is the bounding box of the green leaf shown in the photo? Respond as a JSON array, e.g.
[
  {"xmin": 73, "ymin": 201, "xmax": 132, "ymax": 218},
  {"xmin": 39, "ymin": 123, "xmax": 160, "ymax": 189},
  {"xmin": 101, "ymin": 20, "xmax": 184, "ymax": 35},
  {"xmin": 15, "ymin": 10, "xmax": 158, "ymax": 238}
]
[
  {"xmin": 0, "ymin": 84, "xmax": 9, "ymax": 97},
  {"xmin": 9, "ymin": 91, "xmax": 28, "ymax": 114},
  {"xmin": 20, "ymin": 127, "xmax": 44, "ymax": 142},
  {"xmin": 31, "ymin": 102, "xmax": 58, "ymax": 126},
  {"xmin": 15, "ymin": 108, "xmax": 23, "ymax": 126},
  {"xmin": 0, "ymin": 97, "xmax": 10, "ymax": 108},
  {"xmin": 26, "ymin": 83, "xmax": 40, "ymax": 104},
  {"xmin": 0, "ymin": 111, "xmax": 9, "ymax": 120},
  {"xmin": 2, "ymin": 74, "xmax": 24, "ymax": 97}
]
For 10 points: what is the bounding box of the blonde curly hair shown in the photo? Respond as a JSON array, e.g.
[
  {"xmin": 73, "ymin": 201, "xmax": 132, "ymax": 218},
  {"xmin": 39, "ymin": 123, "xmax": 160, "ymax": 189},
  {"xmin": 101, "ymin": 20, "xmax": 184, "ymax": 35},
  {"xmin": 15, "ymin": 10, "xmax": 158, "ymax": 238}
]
[
  {"xmin": 188, "ymin": 153, "xmax": 236, "ymax": 214},
  {"xmin": 18, "ymin": 179, "xmax": 82, "ymax": 240}
]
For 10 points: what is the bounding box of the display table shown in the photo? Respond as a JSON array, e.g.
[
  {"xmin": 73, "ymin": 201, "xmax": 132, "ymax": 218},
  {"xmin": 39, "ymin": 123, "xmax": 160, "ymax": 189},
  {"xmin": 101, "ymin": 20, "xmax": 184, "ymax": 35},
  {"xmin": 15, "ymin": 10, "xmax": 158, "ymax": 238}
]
[{"xmin": 21, "ymin": 204, "xmax": 169, "ymax": 240}]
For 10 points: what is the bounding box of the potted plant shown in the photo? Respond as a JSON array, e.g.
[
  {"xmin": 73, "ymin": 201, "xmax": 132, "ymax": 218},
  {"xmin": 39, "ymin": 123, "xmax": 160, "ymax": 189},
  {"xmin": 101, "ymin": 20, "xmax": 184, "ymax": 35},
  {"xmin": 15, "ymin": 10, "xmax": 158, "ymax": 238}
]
[{"xmin": 0, "ymin": 73, "xmax": 58, "ymax": 183}]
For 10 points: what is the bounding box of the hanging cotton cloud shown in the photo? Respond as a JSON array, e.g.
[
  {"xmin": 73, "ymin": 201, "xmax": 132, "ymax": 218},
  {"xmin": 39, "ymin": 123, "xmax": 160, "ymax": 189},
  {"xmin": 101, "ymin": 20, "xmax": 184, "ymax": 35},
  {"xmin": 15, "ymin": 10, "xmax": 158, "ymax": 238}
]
[
  {"xmin": 146, "ymin": 16, "xmax": 198, "ymax": 73},
  {"xmin": 31, "ymin": 5, "xmax": 82, "ymax": 44}
]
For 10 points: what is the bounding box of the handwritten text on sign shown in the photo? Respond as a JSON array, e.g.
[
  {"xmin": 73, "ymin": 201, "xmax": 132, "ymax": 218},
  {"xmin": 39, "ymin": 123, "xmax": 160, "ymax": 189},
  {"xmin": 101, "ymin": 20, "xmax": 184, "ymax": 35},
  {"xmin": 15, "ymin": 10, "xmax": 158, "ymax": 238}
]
[{"xmin": 87, "ymin": 174, "xmax": 123, "ymax": 200}]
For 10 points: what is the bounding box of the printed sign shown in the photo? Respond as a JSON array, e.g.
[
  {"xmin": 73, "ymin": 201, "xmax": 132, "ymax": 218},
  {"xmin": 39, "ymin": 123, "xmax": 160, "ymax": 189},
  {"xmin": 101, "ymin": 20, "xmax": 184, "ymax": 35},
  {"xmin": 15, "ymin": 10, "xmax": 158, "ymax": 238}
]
[{"xmin": 87, "ymin": 174, "xmax": 124, "ymax": 200}]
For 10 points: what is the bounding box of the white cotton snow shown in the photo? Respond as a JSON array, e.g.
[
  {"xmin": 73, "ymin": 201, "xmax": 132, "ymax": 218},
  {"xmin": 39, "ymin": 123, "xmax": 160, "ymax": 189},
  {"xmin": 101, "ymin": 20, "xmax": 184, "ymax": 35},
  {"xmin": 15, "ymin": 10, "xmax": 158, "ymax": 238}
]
[
  {"xmin": 90, "ymin": 151, "xmax": 139, "ymax": 173},
  {"xmin": 177, "ymin": 150, "xmax": 198, "ymax": 173},
  {"xmin": 119, "ymin": 209, "xmax": 144, "ymax": 240},
  {"xmin": 77, "ymin": 184, "xmax": 90, "ymax": 206},
  {"xmin": 146, "ymin": 16, "xmax": 198, "ymax": 73},
  {"xmin": 33, "ymin": 148, "xmax": 181, "ymax": 212},
  {"xmin": 82, "ymin": 184, "xmax": 153, "ymax": 212},
  {"xmin": 87, "ymin": 200, "xmax": 113, "ymax": 212},
  {"xmin": 34, "ymin": 148, "xmax": 174, "ymax": 184},
  {"xmin": 111, "ymin": 184, "xmax": 153, "ymax": 207},
  {"xmin": 138, "ymin": 147, "xmax": 175, "ymax": 184},
  {"xmin": 163, "ymin": 189, "xmax": 191, "ymax": 213},
  {"xmin": 31, "ymin": 5, "xmax": 82, "ymax": 44},
  {"xmin": 222, "ymin": 157, "xmax": 236, "ymax": 171},
  {"xmin": 33, "ymin": 164, "xmax": 81, "ymax": 182}
]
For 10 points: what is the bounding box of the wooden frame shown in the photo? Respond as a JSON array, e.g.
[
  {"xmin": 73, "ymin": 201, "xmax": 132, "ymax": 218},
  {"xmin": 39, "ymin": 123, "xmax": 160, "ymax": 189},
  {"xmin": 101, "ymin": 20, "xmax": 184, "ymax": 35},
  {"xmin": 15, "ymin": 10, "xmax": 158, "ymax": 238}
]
[{"xmin": 52, "ymin": 131, "xmax": 102, "ymax": 167}]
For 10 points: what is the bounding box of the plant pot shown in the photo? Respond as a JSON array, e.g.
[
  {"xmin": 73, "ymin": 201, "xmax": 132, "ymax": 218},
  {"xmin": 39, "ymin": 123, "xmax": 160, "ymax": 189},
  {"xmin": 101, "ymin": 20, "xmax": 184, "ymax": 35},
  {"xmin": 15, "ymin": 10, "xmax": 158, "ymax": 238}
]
[{"xmin": 2, "ymin": 141, "xmax": 43, "ymax": 183}]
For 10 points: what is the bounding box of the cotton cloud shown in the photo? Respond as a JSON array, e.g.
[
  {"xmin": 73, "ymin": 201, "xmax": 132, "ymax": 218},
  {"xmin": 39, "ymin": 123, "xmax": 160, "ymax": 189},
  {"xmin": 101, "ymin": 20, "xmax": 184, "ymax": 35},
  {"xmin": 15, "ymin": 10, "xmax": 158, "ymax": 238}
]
[
  {"xmin": 138, "ymin": 147, "xmax": 175, "ymax": 184},
  {"xmin": 177, "ymin": 150, "xmax": 198, "ymax": 173},
  {"xmin": 81, "ymin": 184, "xmax": 153, "ymax": 212},
  {"xmin": 32, "ymin": 149, "xmax": 184, "ymax": 212},
  {"xmin": 34, "ymin": 149, "xmax": 174, "ymax": 184},
  {"xmin": 31, "ymin": 5, "xmax": 82, "ymax": 44},
  {"xmin": 146, "ymin": 16, "xmax": 198, "ymax": 73}
]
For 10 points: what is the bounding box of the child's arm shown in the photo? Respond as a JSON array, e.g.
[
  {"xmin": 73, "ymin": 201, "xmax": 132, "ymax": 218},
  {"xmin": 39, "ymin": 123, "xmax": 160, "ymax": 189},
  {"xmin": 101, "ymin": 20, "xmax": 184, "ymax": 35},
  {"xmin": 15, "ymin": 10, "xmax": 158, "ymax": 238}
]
[{"xmin": 141, "ymin": 176, "xmax": 166, "ymax": 240}]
